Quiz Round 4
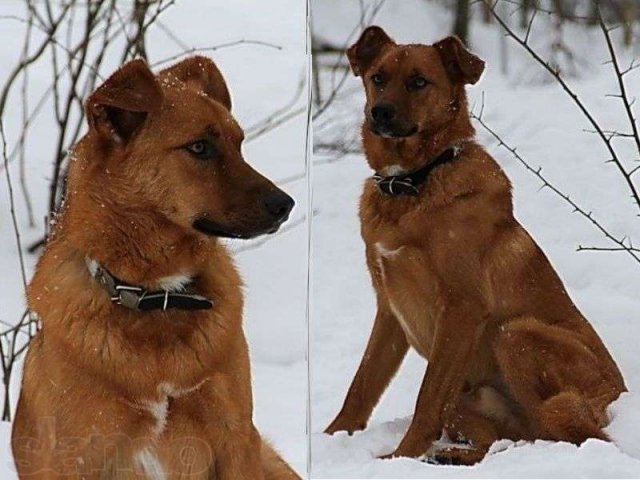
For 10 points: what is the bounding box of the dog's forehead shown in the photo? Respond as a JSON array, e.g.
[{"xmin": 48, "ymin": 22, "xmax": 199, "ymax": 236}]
[
  {"xmin": 375, "ymin": 44, "xmax": 444, "ymax": 76},
  {"xmin": 159, "ymin": 87, "xmax": 241, "ymax": 136}
]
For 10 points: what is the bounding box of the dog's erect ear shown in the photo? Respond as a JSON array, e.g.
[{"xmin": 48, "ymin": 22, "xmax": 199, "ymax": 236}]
[
  {"xmin": 159, "ymin": 56, "xmax": 231, "ymax": 110},
  {"xmin": 433, "ymin": 36, "xmax": 485, "ymax": 85},
  {"xmin": 86, "ymin": 59, "xmax": 162, "ymax": 143},
  {"xmin": 347, "ymin": 26, "xmax": 394, "ymax": 77}
]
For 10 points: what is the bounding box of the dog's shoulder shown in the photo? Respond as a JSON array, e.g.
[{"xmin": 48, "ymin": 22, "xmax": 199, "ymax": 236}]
[
  {"xmin": 453, "ymin": 142, "xmax": 511, "ymax": 198},
  {"xmin": 426, "ymin": 141, "xmax": 512, "ymax": 217}
]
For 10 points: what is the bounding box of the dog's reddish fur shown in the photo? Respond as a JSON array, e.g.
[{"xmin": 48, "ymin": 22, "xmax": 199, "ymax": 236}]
[
  {"xmin": 12, "ymin": 57, "xmax": 299, "ymax": 479},
  {"xmin": 325, "ymin": 26, "xmax": 626, "ymax": 464}
]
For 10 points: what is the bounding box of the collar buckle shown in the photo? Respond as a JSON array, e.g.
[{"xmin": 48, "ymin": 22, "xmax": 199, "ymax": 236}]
[
  {"xmin": 117, "ymin": 289, "xmax": 143, "ymax": 309},
  {"xmin": 373, "ymin": 146, "xmax": 461, "ymax": 197}
]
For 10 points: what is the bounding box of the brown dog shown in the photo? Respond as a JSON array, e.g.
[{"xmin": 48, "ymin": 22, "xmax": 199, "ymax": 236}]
[
  {"xmin": 325, "ymin": 26, "xmax": 626, "ymax": 465},
  {"xmin": 12, "ymin": 57, "xmax": 300, "ymax": 479}
]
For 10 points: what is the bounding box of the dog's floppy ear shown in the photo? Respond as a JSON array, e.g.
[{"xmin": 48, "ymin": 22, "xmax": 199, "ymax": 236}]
[
  {"xmin": 347, "ymin": 26, "xmax": 394, "ymax": 77},
  {"xmin": 86, "ymin": 59, "xmax": 162, "ymax": 144},
  {"xmin": 159, "ymin": 56, "xmax": 231, "ymax": 110},
  {"xmin": 433, "ymin": 36, "xmax": 485, "ymax": 85}
]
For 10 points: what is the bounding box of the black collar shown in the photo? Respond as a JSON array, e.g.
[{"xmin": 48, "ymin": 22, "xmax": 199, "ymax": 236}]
[
  {"xmin": 87, "ymin": 259, "xmax": 213, "ymax": 311},
  {"xmin": 373, "ymin": 147, "xmax": 459, "ymax": 197}
]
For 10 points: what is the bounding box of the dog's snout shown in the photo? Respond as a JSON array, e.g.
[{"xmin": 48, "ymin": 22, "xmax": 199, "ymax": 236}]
[
  {"xmin": 263, "ymin": 191, "xmax": 295, "ymax": 221},
  {"xmin": 371, "ymin": 103, "xmax": 396, "ymax": 123}
]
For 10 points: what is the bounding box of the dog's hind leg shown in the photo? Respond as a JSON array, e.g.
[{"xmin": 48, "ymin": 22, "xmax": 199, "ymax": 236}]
[
  {"xmin": 260, "ymin": 440, "xmax": 300, "ymax": 480},
  {"xmin": 431, "ymin": 385, "xmax": 524, "ymax": 466},
  {"xmin": 494, "ymin": 317, "xmax": 621, "ymax": 445},
  {"xmin": 430, "ymin": 400, "xmax": 498, "ymax": 465}
]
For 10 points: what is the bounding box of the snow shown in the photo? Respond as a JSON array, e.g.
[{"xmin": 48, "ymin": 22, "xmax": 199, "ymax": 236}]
[
  {"xmin": 311, "ymin": 0, "xmax": 640, "ymax": 477},
  {"xmin": 0, "ymin": 0, "xmax": 307, "ymax": 477}
]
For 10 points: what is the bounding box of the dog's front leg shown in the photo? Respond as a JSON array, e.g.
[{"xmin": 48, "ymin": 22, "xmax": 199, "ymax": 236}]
[
  {"xmin": 385, "ymin": 301, "xmax": 487, "ymax": 459},
  {"xmin": 326, "ymin": 306, "xmax": 409, "ymax": 435},
  {"xmin": 214, "ymin": 424, "xmax": 265, "ymax": 480}
]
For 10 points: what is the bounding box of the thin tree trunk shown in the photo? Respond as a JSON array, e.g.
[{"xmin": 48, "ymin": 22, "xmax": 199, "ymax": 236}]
[
  {"xmin": 621, "ymin": 0, "xmax": 636, "ymax": 46},
  {"xmin": 453, "ymin": 0, "xmax": 470, "ymax": 44},
  {"xmin": 520, "ymin": 0, "xmax": 539, "ymax": 29}
]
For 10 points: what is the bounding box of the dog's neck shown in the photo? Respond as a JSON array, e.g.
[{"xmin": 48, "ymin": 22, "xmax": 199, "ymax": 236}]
[
  {"xmin": 61, "ymin": 181, "xmax": 209, "ymax": 289},
  {"xmin": 363, "ymin": 93, "xmax": 474, "ymax": 174}
]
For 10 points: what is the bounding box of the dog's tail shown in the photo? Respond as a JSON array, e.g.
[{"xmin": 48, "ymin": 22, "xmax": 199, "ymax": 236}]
[{"xmin": 261, "ymin": 439, "xmax": 301, "ymax": 480}]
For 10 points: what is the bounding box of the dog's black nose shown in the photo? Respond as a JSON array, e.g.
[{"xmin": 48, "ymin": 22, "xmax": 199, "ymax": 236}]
[
  {"xmin": 371, "ymin": 103, "xmax": 396, "ymax": 123},
  {"xmin": 263, "ymin": 191, "xmax": 295, "ymax": 221}
]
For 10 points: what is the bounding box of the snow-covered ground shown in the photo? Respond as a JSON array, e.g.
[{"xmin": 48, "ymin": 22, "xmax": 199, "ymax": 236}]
[
  {"xmin": 0, "ymin": 0, "xmax": 308, "ymax": 477},
  {"xmin": 311, "ymin": 0, "xmax": 640, "ymax": 478}
]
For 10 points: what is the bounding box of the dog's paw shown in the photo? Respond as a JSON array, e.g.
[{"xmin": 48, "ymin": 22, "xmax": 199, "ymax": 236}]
[
  {"xmin": 324, "ymin": 416, "xmax": 366, "ymax": 436},
  {"xmin": 378, "ymin": 443, "xmax": 426, "ymax": 460},
  {"xmin": 426, "ymin": 447, "xmax": 486, "ymax": 466},
  {"xmin": 377, "ymin": 451, "xmax": 396, "ymax": 460}
]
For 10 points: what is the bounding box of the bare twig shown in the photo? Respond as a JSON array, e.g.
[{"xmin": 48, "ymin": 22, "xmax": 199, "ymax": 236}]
[
  {"xmin": 0, "ymin": 3, "xmax": 75, "ymax": 119},
  {"xmin": 246, "ymin": 70, "xmax": 307, "ymax": 142},
  {"xmin": 483, "ymin": 0, "xmax": 640, "ymax": 215},
  {"xmin": 493, "ymin": 0, "xmax": 598, "ymax": 23},
  {"xmin": 1, "ymin": 119, "xmax": 32, "ymax": 422},
  {"xmin": 1, "ymin": 121, "xmax": 29, "ymax": 291},
  {"xmin": 312, "ymin": 0, "xmax": 387, "ymax": 121},
  {"xmin": 598, "ymin": 10, "xmax": 640, "ymax": 159},
  {"xmin": 232, "ymin": 214, "xmax": 309, "ymax": 254},
  {"xmin": 18, "ymin": 3, "xmax": 36, "ymax": 227},
  {"xmin": 471, "ymin": 103, "xmax": 640, "ymax": 264},
  {"xmin": 577, "ymin": 245, "xmax": 640, "ymax": 252},
  {"xmin": 150, "ymin": 39, "xmax": 283, "ymax": 68},
  {"xmin": 0, "ymin": 311, "xmax": 38, "ymax": 421}
]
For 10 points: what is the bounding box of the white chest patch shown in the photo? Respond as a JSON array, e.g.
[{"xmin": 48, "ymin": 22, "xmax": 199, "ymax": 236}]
[
  {"xmin": 134, "ymin": 447, "xmax": 166, "ymax": 480},
  {"xmin": 378, "ymin": 164, "xmax": 407, "ymax": 176},
  {"xmin": 159, "ymin": 380, "xmax": 208, "ymax": 398},
  {"xmin": 139, "ymin": 381, "xmax": 208, "ymax": 438},
  {"xmin": 375, "ymin": 242, "xmax": 403, "ymax": 260},
  {"xmin": 141, "ymin": 397, "xmax": 169, "ymax": 438},
  {"xmin": 374, "ymin": 242, "xmax": 423, "ymax": 348},
  {"xmin": 155, "ymin": 274, "xmax": 192, "ymax": 292},
  {"xmin": 374, "ymin": 242, "xmax": 404, "ymax": 310}
]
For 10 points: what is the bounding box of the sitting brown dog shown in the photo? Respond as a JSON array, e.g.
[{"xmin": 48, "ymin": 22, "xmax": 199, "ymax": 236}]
[
  {"xmin": 12, "ymin": 57, "xmax": 299, "ymax": 479},
  {"xmin": 325, "ymin": 26, "xmax": 626, "ymax": 465}
]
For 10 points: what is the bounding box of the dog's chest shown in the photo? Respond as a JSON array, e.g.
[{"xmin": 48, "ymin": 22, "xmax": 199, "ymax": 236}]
[
  {"xmin": 132, "ymin": 381, "xmax": 210, "ymax": 478},
  {"xmin": 372, "ymin": 241, "xmax": 444, "ymax": 358}
]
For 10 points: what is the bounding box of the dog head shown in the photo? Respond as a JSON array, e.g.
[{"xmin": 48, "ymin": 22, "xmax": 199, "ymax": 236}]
[
  {"xmin": 347, "ymin": 26, "xmax": 484, "ymax": 140},
  {"xmin": 82, "ymin": 57, "xmax": 294, "ymax": 240}
]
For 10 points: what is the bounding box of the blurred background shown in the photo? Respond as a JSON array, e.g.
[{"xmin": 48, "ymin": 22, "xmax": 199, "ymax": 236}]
[
  {"xmin": 310, "ymin": 0, "xmax": 640, "ymax": 478},
  {"xmin": 0, "ymin": 0, "xmax": 308, "ymax": 476}
]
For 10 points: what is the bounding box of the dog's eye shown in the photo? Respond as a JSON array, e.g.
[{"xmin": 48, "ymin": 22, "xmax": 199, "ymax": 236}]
[
  {"xmin": 185, "ymin": 140, "xmax": 216, "ymax": 160},
  {"xmin": 371, "ymin": 73, "xmax": 385, "ymax": 86},
  {"xmin": 408, "ymin": 76, "xmax": 428, "ymax": 90}
]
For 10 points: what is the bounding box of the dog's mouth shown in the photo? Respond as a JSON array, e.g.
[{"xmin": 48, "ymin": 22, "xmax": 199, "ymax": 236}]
[
  {"xmin": 369, "ymin": 121, "xmax": 418, "ymax": 139},
  {"xmin": 192, "ymin": 217, "xmax": 285, "ymax": 240}
]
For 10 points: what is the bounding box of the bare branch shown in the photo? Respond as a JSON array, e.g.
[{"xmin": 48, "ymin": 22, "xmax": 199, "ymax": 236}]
[
  {"xmin": 246, "ymin": 70, "xmax": 307, "ymax": 142},
  {"xmin": 312, "ymin": 0, "xmax": 387, "ymax": 121},
  {"xmin": 577, "ymin": 245, "xmax": 640, "ymax": 253},
  {"xmin": 1, "ymin": 121, "xmax": 29, "ymax": 290},
  {"xmin": 597, "ymin": 7, "xmax": 640, "ymax": 160},
  {"xmin": 231, "ymin": 214, "xmax": 309, "ymax": 254},
  {"xmin": 483, "ymin": 0, "xmax": 640, "ymax": 215},
  {"xmin": 150, "ymin": 40, "xmax": 283, "ymax": 68},
  {"xmin": 471, "ymin": 102, "xmax": 640, "ymax": 265}
]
